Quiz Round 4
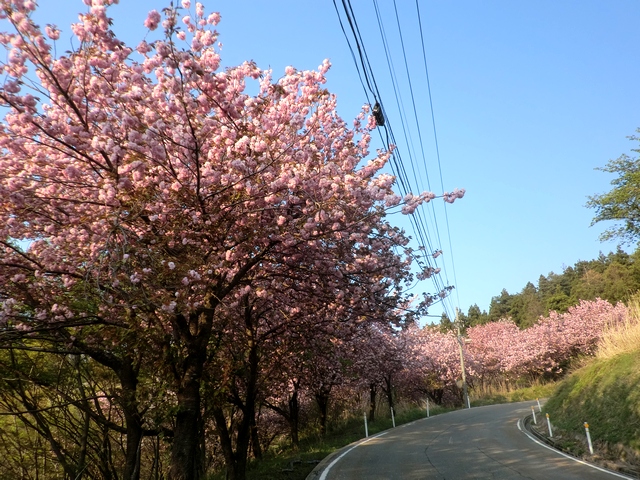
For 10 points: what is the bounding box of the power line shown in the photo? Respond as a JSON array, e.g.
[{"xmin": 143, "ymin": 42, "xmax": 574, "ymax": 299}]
[
  {"xmin": 332, "ymin": 0, "xmax": 458, "ymax": 319},
  {"xmin": 415, "ymin": 0, "xmax": 461, "ymax": 311},
  {"xmin": 331, "ymin": 0, "xmax": 371, "ymax": 103}
]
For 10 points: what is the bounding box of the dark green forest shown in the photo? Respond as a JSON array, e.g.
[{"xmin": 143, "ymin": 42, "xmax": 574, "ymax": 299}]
[{"xmin": 442, "ymin": 247, "xmax": 640, "ymax": 331}]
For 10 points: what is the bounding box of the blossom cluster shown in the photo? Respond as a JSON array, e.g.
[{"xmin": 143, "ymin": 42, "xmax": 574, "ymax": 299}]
[{"xmin": 395, "ymin": 299, "xmax": 626, "ymax": 403}]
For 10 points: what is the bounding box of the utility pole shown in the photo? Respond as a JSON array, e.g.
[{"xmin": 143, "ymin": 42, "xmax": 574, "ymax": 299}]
[{"xmin": 455, "ymin": 308, "xmax": 470, "ymax": 409}]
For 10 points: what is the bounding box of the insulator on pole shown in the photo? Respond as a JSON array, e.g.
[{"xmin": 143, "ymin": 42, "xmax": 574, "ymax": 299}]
[{"xmin": 373, "ymin": 102, "xmax": 384, "ymax": 126}]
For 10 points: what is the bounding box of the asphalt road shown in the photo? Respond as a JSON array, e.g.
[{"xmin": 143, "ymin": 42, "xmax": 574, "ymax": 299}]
[{"xmin": 309, "ymin": 402, "xmax": 633, "ymax": 480}]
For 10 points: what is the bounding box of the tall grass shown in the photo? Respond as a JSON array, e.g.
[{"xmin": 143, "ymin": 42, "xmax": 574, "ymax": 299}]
[
  {"xmin": 470, "ymin": 381, "xmax": 558, "ymax": 406},
  {"xmin": 597, "ymin": 298, "xmax": 640, "ymax": 359}
]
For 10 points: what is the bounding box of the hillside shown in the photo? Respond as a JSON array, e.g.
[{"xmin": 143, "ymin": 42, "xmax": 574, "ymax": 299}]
[
  {"xmin": 542, "ymin": 340, "xmax": 640, "ymax": 472},
  {"xmin": 545, "ymin": 352, "xmax": 640, "ymax": 447}
]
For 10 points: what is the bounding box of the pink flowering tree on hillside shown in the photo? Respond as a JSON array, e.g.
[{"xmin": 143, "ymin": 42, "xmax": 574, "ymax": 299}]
[
  {"xmin": 399, "ymin": 325, "xmax": 467, "ymax": 406},
  {"xmin": 466, "ymin": 298, "xmax": 627, "ymax": 390},
  {"xmin": 466, "ymin": 320, "xmax": 525, "ymax": 392},
  {"xmin": 520, "ymin": 298, "xmax": 627, "ymax": 377},
  {"xmin": 0, "ymin": 2, "xmax": 461, "ymax": 478}
]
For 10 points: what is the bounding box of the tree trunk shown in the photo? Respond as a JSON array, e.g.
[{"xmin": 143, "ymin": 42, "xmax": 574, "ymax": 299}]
[
  {"xmin": 368, "ymin": 383, "xmax": 377, "ymax": 422},
  {"xmin": 98, "ymin": 424, "xmax": 115, "ymax": 480},
  {"xmin": 226, "ymin": 348, "xmax": 258, "ymax": 480},
  {"xmin": 263, "ymin": 380, "xmax": 300, "ymax": 448},
  {"xmin": 315, "ymin": 388, "xmax": 330, "ymax": 436},
  {"xmin": 250, "ymin": 412, "xmax": 262, "ymax": 460},
  {"xmin": 119, "ymin": 360, "xmax": 143, "ymax": 480},
  {"xmin": 288, "ymin": 388, "xmax": 300, "ymax": 447},
  {"xmin": 212, "ymin": 406, "xmax": 250, "ymax": 480},
  {"xmin": 168, "ymin": 299, "xmax": 222, "ymax": 480},
  {"xmin": 211, "ymin": 303, "xmax": 261, "ymax": 480},
  {"xmin": 170, "ymin": 355, "xmax": 205, "ymax": 480},
  {"xmin": 383, "ymin": 375, "xmax": 394, "ymax": 411}
]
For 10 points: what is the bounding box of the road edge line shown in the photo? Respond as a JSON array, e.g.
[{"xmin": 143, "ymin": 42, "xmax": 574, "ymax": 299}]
[{"xmin": 313, "ymin": 430, "xmax": 389, "ymax": 480}]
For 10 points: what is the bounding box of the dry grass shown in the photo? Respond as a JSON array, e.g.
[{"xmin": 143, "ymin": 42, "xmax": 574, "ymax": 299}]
[{"xmin": 597, "ymin": 299, "xmax": 640, "ymax": 359}]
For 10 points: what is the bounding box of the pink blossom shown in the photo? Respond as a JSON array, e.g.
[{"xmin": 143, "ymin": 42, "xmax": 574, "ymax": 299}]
[
  {"xmin": 45, "ymin": 24, "xmax": 60, "ymax": 40},
  {"xmin": 0, "ymin": 2, "xmax": 456, "ymax": 471},
  {"xmin": 144, "ymin": 9, "xmax": 161, "ymax": 30},
  {"xmin": 207, "ymin": 12, "xmax": 220, "ymax": 25},
  {"xmin": 443, "ymin": 188, "xmax": 466, "ymax": 204}
]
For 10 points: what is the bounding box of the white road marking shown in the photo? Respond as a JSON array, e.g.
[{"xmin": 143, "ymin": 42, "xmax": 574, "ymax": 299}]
[{"xmin": 318, "ymin": 430, "xmax": 390, "ymax": 480}]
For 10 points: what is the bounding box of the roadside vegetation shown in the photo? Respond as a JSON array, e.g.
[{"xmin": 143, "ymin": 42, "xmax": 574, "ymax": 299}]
[
  {"xmin": 539, "ymin": 299, "xmax": 640, "ymax": 475},
  {"xmin": 470, "ymin": 382, "xmax": 557, "ymax": 407},
  {"xmin": 205, "ymin": 402, "xmax": 453, "ymax": 480},
  {"xmin": 210, "ymin": 387, "xmax": 559, "ymax": 480}
]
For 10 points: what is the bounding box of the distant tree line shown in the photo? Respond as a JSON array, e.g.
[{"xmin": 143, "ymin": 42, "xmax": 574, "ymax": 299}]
[{"xmin": 442, "ymin": 247, "xmax": 640, "ymax": 331}]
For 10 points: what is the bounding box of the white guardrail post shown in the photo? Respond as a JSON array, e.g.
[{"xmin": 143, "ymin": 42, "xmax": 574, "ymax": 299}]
[
  {"xmin": 584, "ymin": 422, "xmax": 594, "ymax": 454},
  {"xmin": 531, "ymin": 405, "xmax": 537, "ymax": 425},
  {"xmin": 364, "ymin": 413, "xmax": 368, "ymax": 438}
]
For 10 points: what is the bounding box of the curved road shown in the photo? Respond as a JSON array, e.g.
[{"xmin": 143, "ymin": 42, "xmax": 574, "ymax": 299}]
[{"xmin": 310, "ymin": 402, "xmax": 633, "ymax": 480}]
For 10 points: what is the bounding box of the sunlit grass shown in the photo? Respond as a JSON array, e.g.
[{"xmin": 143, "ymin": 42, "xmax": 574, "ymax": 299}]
[
  {"xmin": 543, "ymin": 350, "xmax": 640, "ymax": 470},
  {"xmin": 536, "ymin": 297, "xmax": 640, "ymax": 474},
  {"xmin": 597, "ymin": 298, "xmax": 640, "ymax": 359},
  {"xmin": 470, "ymin": 381, "xmax": 559, "ymax": 407}
]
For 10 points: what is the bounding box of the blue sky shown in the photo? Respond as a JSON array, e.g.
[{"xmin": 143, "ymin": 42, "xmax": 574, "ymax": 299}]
[{"xmin": 30, "ymin": 1, "xmax": 640, "ymax": 319}]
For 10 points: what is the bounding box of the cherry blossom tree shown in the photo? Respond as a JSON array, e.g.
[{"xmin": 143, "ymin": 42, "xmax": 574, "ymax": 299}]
[
  {"xmin": 394, "ymin": 299, "xmax": 626, "ymax": 407},
  {"xmin": 466, "ymin": 298, "xmax": 627, "ymax": 389},
  {"xmin": 0, "ymin": 1, "xmax": 455, "ymax": 478},
  {"xmin": 399, "ymin": 325, "xmax": 467, "ymax": 405},
  {"xmin": 520, "ymin": 298, "xmax": 627, "ymax": 377},
  {"xmin": 347, "ymin": 322, "xmax": 406, "ymax": 420},
  {"xmin": 204, "ymin": 280, "xmax": 408, "ymax": 477},
  {"xmin": 466, "ymin": 320, "xmax": 524, "ymax": 391}
]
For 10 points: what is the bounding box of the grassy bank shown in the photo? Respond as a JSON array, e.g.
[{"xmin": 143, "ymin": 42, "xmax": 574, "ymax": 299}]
[
  {"xmin": 544, "ymin": 352, "xmax": 640, "ymax": 450},
  {"xmin": 541, "ymin": 351, "xmax": 640, "ymax": 474},
  {"xmin": 470, "ymin": 382, "xmax": 558, "ymax": 407},
  {"xmin": 540, "ymin": 305, "xmax": 640, "ymax": 472}
]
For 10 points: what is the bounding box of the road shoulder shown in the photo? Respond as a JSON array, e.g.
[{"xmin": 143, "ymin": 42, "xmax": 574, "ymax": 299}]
[{"xmin": 520, "ymin": 413, "xmax": 638, "ymax": 479}]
